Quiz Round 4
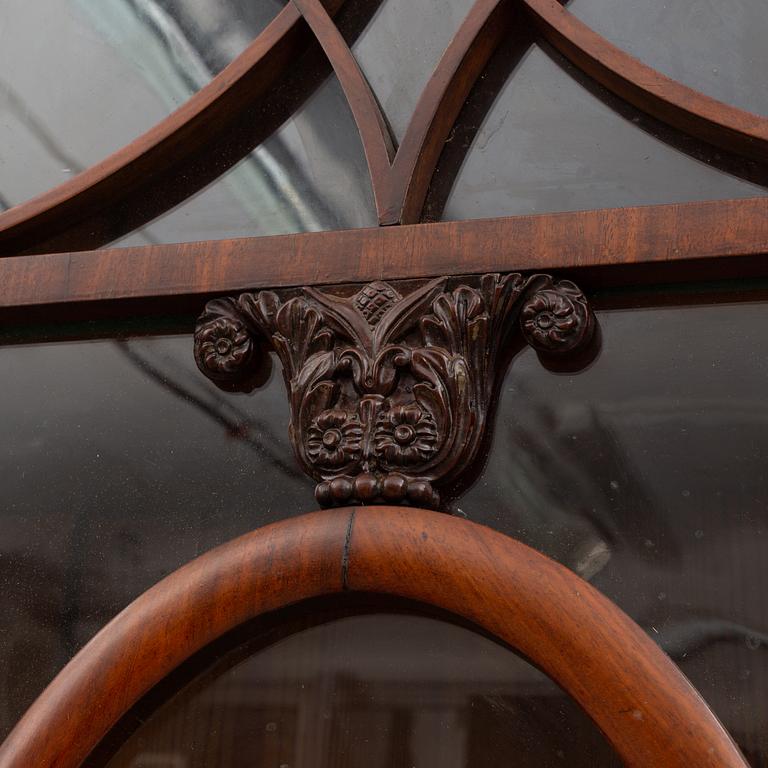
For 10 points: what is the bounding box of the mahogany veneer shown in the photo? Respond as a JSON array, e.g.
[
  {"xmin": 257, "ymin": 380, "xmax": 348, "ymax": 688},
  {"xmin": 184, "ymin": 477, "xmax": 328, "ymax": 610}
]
[{"xmin": 0, "ymin": 508, "xmax": 748, "ymax": 768}]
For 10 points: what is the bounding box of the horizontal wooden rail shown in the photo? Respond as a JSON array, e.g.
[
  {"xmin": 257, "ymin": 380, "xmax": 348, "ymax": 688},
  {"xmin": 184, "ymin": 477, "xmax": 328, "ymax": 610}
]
[
  {"xmin": 0, "ymin": 507, "xmax": 748, "ymax": 768},
  {"xmin": 1, "ymin": 198, "xmax": 767, "ymax": 313}
]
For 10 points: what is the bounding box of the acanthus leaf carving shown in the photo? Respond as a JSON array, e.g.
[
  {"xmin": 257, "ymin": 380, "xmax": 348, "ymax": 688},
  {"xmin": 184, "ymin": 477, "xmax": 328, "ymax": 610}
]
[{"xmin": 194, "ymin": 274, "xmax": 596, "ymax": 509}]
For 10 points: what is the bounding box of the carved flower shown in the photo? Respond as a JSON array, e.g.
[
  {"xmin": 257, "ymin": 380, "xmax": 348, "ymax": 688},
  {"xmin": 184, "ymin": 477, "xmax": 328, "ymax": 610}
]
[
  {"xmin": 306, "ymin": 409, "xmax": 363, "ymax": 468},
  {"xmin": 196, "ymin": 317, "xmax": 253, "ymax": 376},
  {"xmin": 520, "ymin": 285, "xmax": 591, "ymax": 353},
  {"xmin": 375, "ymin": 404, "xmax": 438, "ymax": 467}
]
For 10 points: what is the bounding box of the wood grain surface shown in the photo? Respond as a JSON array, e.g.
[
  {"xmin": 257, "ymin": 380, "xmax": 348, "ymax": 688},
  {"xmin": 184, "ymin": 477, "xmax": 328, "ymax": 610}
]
[
  {"xmin": 0, "ymin": 507, "xmax": 748, "ymax": 768},
  {"xmin": 1, "ymin": 197, "xmax": 767, "ymax": 313}
]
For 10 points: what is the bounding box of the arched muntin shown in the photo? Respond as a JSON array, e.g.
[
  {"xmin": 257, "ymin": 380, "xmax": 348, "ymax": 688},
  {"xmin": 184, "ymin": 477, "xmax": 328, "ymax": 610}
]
[
  {"xmin": 0, "ymin": 1, "xmax": 349, "ymax": 257},
  {"xmin": 0, "ymin": 507, "xmax": 749, "ymax": 768},
  {"xmin": 2, "ymin": 0, "xmax": 768, "ymax": 255}
]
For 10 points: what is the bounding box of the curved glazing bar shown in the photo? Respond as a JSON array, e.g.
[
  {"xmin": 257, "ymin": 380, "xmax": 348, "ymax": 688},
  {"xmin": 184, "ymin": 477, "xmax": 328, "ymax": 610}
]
[
  {"xmin": 440, "ymin": 43, "xmax": 767, "ymax": 222},
  {"xmin": 520, "ymin": 0, "xmax": 768, "ymax": 165},
  {"xmin": 0, "ymin": 0, "xmax": 286, "ymax": 208},
  {"xmin": 0, "ymin": 331, "xmax": 311, "ymax": 740},
  {"xmin": 114, "ymin": 74, "xmax": 377, "ymax": 246},
  {"xmin": 461, "ymin": 298, "xmax": 768, "ymax": 764},
  {"xmin": 102, "ymin": 612, "xmax": 620, "ymax": 767},
  {"xmin": 570, "ymin": 0, "xmax": 768, "ymax": 118},
  {"xmin": 0, "ymin": 506, "xmax": 747, "ymax": 768},
  {"xmin": 351, "ymin": 0, "xmax": 476, "ymax": 142}
]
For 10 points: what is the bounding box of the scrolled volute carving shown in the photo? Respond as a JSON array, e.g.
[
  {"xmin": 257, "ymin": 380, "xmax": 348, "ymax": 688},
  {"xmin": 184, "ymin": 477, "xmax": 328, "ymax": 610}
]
[
  {"xmin": 194, "ymin": 299, "xmax": 258, "ymax": 382},
  {"xmin": 520, "ymin": 279, "xmax": 594, "ymax": 353},
  {"xmin": 194, "ymin": 274, "xmax": 595, "ymax": 509}
]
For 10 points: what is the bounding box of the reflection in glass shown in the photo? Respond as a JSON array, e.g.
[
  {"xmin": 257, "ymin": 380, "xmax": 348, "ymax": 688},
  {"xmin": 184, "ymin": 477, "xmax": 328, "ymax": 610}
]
[
  {"xmin": 4, "ymin": 299, "xmax": 768, "ymax": 763},
  {"xmin": 570, "ymin": 0, "xmax": 768, "ymax": 117},
  {"xmin": 440, "ymin": 43, "xmax": 766, "ymax": 221},
  {"xmin": 0, "ymin": 0, "xmax": 285, "ymax": 208},
  {"xmin": 101, "ymin": 612, "xmax": 619, "ymax": 767},
  {"xmin": 461, "ymin": 299, "xmax": 768, "ymax": 763},
  {"xmin": 352, "ymin": 0, "xmax": 476, "ymax": 141},
  {"xmin": 0, "ymin": 332, "xmax": 312, "ymax": 739},
  {"xmin": 114, "ymin": 74, "xmax": 377, "ymax": 246}
]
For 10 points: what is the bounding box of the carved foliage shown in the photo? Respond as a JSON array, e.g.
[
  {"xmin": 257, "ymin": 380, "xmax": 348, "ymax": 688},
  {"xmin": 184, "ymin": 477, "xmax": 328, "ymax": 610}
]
[
  {"xmin": 194, "ymin": 275, "xmax": 594, "ymax": 508},
  {"xmin": 520, "ymin": 280, "xmax": 594, "ymax": 353}
]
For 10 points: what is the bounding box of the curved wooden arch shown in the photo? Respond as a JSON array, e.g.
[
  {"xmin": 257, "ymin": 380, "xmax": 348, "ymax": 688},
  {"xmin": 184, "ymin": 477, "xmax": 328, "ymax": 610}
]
[
  {"xmin": 521, "ymin": 0, "xmax": 768, "ymax": 162},
  {"xmin": 292, "ymin": 0, "xmax": 396, "ymax": 219},
  {"xmin": 0, "ymin": 507, "xmax": 747, "ymax": 768},
  {"xmin": 293, "ymin": 0, "xmax": 512, "ymax": 225},
  {"xmin": 0, "ymin": 1, "xmax": 347, "ymax": 257},
  {"xmin": 292, "ymin": 0, "xmax": 768, "ymax": 225},
  {"xmin": 390, "ymin": 0, "xmax": 512, "ymax": 224},
  {"xmin": 2, "ymin": 0, "xmax": 768, "ymax": 253}
]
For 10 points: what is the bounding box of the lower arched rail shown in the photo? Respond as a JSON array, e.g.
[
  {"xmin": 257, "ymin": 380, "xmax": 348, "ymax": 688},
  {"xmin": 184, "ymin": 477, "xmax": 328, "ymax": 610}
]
[{"xmin": 0, "ymin": 507, "xmax": 748, "ymax": 768}]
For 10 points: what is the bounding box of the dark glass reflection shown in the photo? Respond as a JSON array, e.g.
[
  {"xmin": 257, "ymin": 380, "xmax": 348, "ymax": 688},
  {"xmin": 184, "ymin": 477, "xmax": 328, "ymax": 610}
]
[
  {"xmin": 101, "ymin": 611, "xmax": 619, "ymax": 767},
  {"xmin": 0, "ymin": 0, "xmax": 285, "ymax": 208},
  {"xmin": 439, "ymin": 43, "xmax": 766, "ymax": 222},
  {"xmin": 352, "ymin": 0, "xmax": 476, "ymax": 140},
  {"xmin": 570, "ymin": 0, "xmax": 768, "ymax": 117},
  {"xmin": 3, "ymin": 298, "xmax": 768, "ymax": 763},
  {"xmin": 0, "ymin": 332, "xmax": 312, "ymax": 739},
  {"xmin": 460, "ymin": 299, "xmax": 768, "ymax": 764},
  {"xmin": 114, "ymin": 74, "xmax": 377, "ymax": 246}
]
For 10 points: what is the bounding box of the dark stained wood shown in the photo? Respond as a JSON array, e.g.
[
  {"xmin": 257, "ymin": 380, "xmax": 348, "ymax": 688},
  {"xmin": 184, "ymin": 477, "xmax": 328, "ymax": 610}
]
[
  {"xmin": 346, "ymin": 508, "xmax": 749, "ymax": 768},
  {"xmin": 0, "ymin": 508, "xmax": 749, "ymax": 768},
  {"xmin": 522, "ymin": 0, "xmax": 768, "ymax": 163},
  {"xmin": 2, "ymin": 0, "xmax": 768, "ymax": 255},
  {"xmin": 0, "ymin": 1, "xmax": 347, "ymax": 257},
  {"xmin": 1, "ymin": 197, "xmax": 768, "ymax": 312},
  {"xmin": 193, "ymin": 275, "xmax": 594, "ymax": 509},
  {"xmin": 1, "ymin": 0, "xmax": 766, "ymax": 252},
  {"xmin": 280, "ymin": 0, "xmax": 768, "ymax": 226}
]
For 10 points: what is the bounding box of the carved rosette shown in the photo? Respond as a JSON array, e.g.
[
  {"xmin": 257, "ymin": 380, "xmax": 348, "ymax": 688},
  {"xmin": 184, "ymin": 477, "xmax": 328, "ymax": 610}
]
[
  {"xmin": 520, "ymin": 280, "xmax": 594, "ymax": 353},
  {"xmin": 194, "ymin": 274, "xmax": 594, "ymax": 509}
]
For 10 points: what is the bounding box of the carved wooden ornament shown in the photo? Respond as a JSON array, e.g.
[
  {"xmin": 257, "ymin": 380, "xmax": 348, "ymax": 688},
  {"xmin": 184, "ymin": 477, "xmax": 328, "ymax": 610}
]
[{"xmin": 194, "ymin": 274, "xmax": 594, "ymax": 508}]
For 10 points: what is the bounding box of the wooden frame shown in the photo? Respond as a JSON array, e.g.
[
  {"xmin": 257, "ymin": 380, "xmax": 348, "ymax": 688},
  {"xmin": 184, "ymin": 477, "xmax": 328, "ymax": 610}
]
[
  {"xmin": 0, "ymin": 1, "xmax": 348, "ymax": 256},
  {"xmin": 0, "ymin": 507, "xmax": 749, "ymax": 768},
  {"xmin": 1, "ymin": 0, "xmax": 767, "ymax": 255},
  {"xmin": 1, "ymin": 2, "xmax": 767, "ymax": 763},
  {"xmin": 2, "ymin": 197, "xmax": 767, "ymax": 320}
]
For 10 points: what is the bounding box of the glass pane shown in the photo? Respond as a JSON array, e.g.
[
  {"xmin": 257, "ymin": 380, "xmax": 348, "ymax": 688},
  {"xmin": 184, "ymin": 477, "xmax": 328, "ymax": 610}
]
[
  {"xmin": 0, "ymin": 329, "xmax": 312, "ymax": 739},
  {"xmin": 570, "ymin": 0, "xmax": 768, "ymax": 117},
  {"xmin": 100, "ymin": 611, "xmax": 620, "ymax": 767},
  {"xmin": 352, "ymin": 0, "xmax": 476, "ymax": 141},
  {"xmin": 439, "ymin": 43, "xmax": 767, "ymax": 222},
  {"xmin": 459, "ymin": 297, "xmax": 768, "ymax": 764},
  {"xmin": 0, "ymin": 0, "xmax": 285, "ymax": 208},
  {"xmin": 114, "ymin": 74, "xmax": 376, "ymax": 246}
]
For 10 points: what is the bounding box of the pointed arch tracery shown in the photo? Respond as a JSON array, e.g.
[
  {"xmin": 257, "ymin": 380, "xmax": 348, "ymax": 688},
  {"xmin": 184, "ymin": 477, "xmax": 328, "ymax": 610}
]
[{"xmin": 0, "ymin": 0, "xmax": 767, "ymax": 255}]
